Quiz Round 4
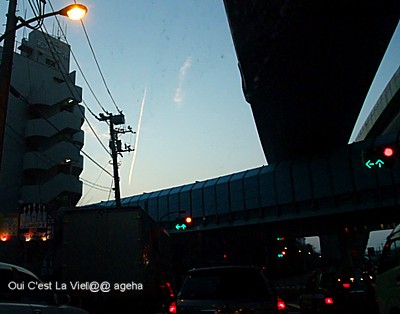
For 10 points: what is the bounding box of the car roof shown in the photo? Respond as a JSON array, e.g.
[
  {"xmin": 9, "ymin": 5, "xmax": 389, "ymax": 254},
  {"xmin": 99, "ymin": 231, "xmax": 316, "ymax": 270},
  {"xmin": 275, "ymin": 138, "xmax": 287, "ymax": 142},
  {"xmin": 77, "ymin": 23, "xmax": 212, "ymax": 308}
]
[
  {"xmin": 0, "ymin": 262, "xmax": 39, "ymax": 278},
  {"xmin": 388, "ymin": 224, "xmax": 400, "ymax": 240}
]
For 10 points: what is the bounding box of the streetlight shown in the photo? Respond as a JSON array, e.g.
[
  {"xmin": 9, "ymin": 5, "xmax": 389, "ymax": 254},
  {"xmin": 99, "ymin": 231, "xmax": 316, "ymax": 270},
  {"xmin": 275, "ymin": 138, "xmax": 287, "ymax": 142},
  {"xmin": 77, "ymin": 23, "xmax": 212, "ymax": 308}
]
[
  {"xmin": 59, "ymin": 4, "xmax": 88, "ymax": 20},
  {"xmin": 0, "ymin": 2, "xmax": 88, "ymax": 175},
  {"xmin": 0, "ymin": 4, "xmax": 88, "ymax": 43}
]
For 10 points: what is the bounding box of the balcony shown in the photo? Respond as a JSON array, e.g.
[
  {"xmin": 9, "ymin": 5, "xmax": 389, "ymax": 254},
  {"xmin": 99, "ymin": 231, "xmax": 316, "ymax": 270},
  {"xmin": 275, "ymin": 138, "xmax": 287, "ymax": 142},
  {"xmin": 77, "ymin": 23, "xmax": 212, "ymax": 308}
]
[
  {"xmin": 23, "ymin": 142, "xmax": 83, "ymax": 172},
  {"xmin": 25, "ymin": 110, "xmax": 83, "ymax": 138},
  {"xmin": 21, "ymin": 173, "xmax": 82, "ymax": 204}
]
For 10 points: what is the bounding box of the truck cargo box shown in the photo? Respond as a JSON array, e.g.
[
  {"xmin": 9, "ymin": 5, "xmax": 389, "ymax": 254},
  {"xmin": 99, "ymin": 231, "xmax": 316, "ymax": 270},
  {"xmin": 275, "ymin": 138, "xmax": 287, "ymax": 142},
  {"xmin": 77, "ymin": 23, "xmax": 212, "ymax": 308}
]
[{"xmin": 52, "ymin": 206, "xmax": 173, "ymax": 312}]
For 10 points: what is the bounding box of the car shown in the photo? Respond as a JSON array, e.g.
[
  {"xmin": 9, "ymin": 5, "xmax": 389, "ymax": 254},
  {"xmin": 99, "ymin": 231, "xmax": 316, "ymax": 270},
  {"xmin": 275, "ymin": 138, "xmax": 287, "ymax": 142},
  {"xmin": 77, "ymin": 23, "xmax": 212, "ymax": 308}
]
[
  {"xmin": 375, "ymin": 224, "xmax": 400, "ymax": 314},
  {"xmin": 0, "ymin": 261, "xmax": 89, "ymax": 313},
  {"xmin": 298, "ymin": 268, "xmax": 377, "ymax": 314},
  {"xmin": 176, "ymin": 265, "xmax": 287, "ymax": 313}
]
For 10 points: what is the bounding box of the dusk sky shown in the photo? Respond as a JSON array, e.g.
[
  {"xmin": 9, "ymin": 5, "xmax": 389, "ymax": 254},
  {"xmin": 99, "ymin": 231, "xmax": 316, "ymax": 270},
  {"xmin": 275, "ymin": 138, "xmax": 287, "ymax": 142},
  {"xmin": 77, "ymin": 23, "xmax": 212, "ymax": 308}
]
[
  {"xmin": 1, "ymin": 1, "xmax": 399, "ymax": 248},
  {"xmin": 39, "ymin": 0, "xmax": 269, "ymax": 205}
]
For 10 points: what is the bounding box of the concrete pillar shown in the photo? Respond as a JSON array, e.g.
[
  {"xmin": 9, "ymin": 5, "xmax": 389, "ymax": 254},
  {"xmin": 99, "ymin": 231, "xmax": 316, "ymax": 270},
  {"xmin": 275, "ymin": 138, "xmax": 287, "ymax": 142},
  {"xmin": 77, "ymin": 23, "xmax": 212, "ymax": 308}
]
[
  {"xmin": 347, "ymin": 227, "xmax": 370, "ymax": 267},
  {"xmin": 319, "ymin": 228, "xmax": 369, "ymax": 268},
  {"xmin": 320, "ymin": 233, "xmax": 345, "ymax": 267}
]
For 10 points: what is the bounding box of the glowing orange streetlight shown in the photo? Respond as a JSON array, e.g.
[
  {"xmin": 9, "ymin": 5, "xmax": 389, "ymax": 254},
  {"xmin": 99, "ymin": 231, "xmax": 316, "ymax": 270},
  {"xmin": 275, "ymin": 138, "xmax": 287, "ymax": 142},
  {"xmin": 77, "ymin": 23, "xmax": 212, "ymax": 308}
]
[
  {"xmin": 59, "ymin": 4, "xmax": 88, "ymax": 21},
  {"xmin": 0, "ymin": 3, "xmax": 88, "ymax": 43}
]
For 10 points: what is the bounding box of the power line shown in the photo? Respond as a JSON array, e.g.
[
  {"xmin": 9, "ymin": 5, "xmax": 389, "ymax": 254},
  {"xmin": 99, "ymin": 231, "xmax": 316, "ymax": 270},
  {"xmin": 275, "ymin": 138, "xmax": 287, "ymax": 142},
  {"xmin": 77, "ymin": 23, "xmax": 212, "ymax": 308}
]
[
  {"xmin": 78, "ymin": 105, "xmax": 110, "ymax": 156},
  {"xmin": 10, "ymin": 82, "xmax": 113, "ymax": 178},
  {"xmin": 80, "ymin": 20, "xmax": 122, "ymax": 113},
  {"xmin": 81, "ymin": 177, "xmax": 111, "ymax": 191},
  {"xmin": 46, "ymin": 0, "xmax": 110, "ymax": 115},
  {"xmin": 26, "ymin": 0, "xmax": 44, "ymax": 30},
  {"xmin": 6, "ymin": 121, "xmax": 112, "ymax": 193},
  {"xmin": 68, "ymin": 0, "xmax": 121, "ymax": 113},
  {"xmin": 33, "ymin": 21, "xmax": 111, "ymax": 156},
  {"xmin": 78, "ymin": 160, "xmax": 113, "ymax": 205}
]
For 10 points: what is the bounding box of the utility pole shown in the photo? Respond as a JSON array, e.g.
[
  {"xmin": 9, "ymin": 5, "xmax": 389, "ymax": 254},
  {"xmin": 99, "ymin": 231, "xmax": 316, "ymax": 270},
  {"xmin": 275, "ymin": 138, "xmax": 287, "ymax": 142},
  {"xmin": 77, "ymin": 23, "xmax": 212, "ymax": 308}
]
[
  {"xmin": 0, "ymin": 0, "xmax": 18, "ymax": 175},
  {"xmin": 99, "ymin": 112, "xmax": 134, "ymax": 208}
]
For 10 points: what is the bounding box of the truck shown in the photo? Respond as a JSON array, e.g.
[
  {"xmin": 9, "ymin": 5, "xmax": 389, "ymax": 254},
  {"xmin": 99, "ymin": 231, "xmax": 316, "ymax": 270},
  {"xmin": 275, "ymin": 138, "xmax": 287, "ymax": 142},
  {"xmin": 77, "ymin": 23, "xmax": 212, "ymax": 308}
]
[{"xmin": 52, "ymin": 206, "xmax": 174, "ymax": 313}]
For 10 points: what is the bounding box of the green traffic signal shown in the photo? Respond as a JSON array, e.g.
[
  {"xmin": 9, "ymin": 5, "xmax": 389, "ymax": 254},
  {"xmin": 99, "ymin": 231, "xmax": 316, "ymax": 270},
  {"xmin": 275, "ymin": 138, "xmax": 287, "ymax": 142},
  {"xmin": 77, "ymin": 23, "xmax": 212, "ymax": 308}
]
[
  {"xmin": 362, "ymin": 146, "xmax": 396, "ymax": 170},
  {"xmin": 174, "ymin": 216, "xmax": 193, "ymax": 231},
  {"xmin": 175, "ymin": 223, "xmax": 187, "ymax": 231},
  {"xmin": 365, "ymin": 159, "xmax": 384, "ymax": 169}
]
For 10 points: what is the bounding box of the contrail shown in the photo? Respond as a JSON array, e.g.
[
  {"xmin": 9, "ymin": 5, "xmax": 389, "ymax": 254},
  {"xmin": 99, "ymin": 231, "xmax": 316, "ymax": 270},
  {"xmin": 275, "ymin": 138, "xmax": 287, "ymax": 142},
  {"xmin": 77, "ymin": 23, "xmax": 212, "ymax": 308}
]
[{"xmin": 128, "ymin": 88, "xmax": 147, "ymax": 185}]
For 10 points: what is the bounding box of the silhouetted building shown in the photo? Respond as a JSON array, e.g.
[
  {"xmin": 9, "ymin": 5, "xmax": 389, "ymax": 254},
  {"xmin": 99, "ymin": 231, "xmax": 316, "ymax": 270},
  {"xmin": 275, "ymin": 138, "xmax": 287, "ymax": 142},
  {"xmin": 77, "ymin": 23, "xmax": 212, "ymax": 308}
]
[{"xmin": 0, "ymin": 30, "xmax": 84, "ymax": 213}]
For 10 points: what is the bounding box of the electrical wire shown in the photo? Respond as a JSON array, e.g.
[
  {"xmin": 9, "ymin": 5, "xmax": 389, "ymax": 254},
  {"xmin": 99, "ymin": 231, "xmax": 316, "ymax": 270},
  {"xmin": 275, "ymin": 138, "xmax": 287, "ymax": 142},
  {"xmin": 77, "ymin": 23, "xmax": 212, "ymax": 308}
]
[
  {"xmin": 26, "ymin": 0, "xmax": 44, "ymax": 30},
  {"xmin": 32, "ymin": 22, "xmax": 111, "ymax": 157},
  {"xmin": 81, "ymin": 178, "xmax": 111, "ymax": 192},
  {"xmin": 67, "ymin": 0, "xmax": 121, "ymax": 113},
  {"xmin": 17, "ymin": 1, "xmax": 119, "ymax": 196},
  {"xmin": 3, "ymin": 1, "xmax": 115, "ymax": 203},
  {"xmin": 79, "ymin": 20, "xmax": 122, "ymax": 113},
  {"xmin": 78, "ymin": 160, "xmax": 114, "ymax": 205},
  {"xmin": 11, "ymin": 82, "xmax": 113, "ymax": 178},
  {"xmin": 6, "ymin": 121, "xmax": 112, "ymax": 193},
  {"xmin": 47, "ymin": 0, "xmax": 110, "ymax": 115},
  {"xmin": 17, "ymin": 5, "xmax": 112, "ymax": 176},
  {"xmin": 6, "ymin": 117, "xmax": 109, "ymax": 192},
  {"xmin": 81, "ymin": 111, "xmax": 111, "ymax": 156}
]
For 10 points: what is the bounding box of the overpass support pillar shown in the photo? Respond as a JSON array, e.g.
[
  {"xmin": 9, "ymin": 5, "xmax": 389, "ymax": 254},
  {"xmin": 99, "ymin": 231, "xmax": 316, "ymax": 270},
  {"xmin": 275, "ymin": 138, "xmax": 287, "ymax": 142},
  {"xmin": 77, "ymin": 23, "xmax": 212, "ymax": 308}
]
[{"xmin": 320, "ymin": 228, "xmax": 369, "ymax": 268}]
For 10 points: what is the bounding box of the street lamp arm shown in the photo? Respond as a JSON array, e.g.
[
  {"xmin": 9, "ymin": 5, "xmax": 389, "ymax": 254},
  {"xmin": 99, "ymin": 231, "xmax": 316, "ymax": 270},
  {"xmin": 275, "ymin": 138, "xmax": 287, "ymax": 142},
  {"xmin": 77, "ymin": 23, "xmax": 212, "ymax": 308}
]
[
  {"xmin": 159, "ymin": 210, "xmax": 186, "ymax": 222},
  {"xmin": 0, "ymin": 13, "xmax": 53, "ymax": 43}
]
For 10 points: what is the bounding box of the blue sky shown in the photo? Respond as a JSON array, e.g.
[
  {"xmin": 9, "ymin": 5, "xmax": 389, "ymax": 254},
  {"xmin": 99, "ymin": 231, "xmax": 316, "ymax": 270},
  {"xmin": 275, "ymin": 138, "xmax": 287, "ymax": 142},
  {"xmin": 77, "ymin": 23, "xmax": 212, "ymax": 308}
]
[
  {"xmin": 48, "ymin": 0, "xmax": 268, "ymax": 205},
  {"xmin": 2, "ymin": 2, "xmax": 400, "ymax": 248},
  {"xmin": 0, "ymin": 0, "xmax": 268, "ymax": 204}
]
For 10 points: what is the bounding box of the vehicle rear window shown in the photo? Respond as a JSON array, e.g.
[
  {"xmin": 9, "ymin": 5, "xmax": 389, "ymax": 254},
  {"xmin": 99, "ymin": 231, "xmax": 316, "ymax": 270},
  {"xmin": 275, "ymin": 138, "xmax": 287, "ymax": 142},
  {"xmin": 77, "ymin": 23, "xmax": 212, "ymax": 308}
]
[
  {"xmin": 179, "ymin": 268, "xmax": 272, "ymax": 300},
  {"xmin": 321, "ymin": 271, "xmax": 368, "ymax": 291}
]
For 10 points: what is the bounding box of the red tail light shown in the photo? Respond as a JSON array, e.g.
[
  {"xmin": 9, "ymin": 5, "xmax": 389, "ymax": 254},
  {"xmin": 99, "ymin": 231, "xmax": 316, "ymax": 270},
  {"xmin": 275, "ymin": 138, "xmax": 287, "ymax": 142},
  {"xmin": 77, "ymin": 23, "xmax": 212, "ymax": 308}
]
[
  {"xmin": 342, "ymin": 283, "xmax": 350, "ymax": 288},
  {"xmin": 324, "ymin": 297, "xmax": 334, "ymax": 305},
  {"xmin": 169, "ymin": 301, "xmax": 177, "ymax": 314},
  {"xmin": 166, "ymin": 282, "xmax": 175, "ymax": 298},
  {"xmin": 1, "ymin": 235, "xmax": 9, "ymax": 242},
  {"xmin": 277, "ymin": 298, "xmax": 286, "ymax": 311}
]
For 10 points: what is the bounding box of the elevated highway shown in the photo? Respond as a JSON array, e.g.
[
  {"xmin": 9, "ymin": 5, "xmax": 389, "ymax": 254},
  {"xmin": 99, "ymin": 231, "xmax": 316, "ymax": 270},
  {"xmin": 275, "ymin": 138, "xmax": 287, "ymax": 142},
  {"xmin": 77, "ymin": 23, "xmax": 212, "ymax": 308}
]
[
  {"xmin": 86, "ymin": 2, "xmax": 400, "ymax": 268},
  {"xmin": 223, "ymin": 1, "xmax": 400, "ymax": 163},
  {"xmin": 97, "ymin": 134, "xmax": 400, "ymax": 230},
  {"xmin": 94, "ymin": 133, "xmax": 400, "ymax": 266},
  {"xmin": 356, "ymin": 66, "xmax": 400, "ymax": 141}
]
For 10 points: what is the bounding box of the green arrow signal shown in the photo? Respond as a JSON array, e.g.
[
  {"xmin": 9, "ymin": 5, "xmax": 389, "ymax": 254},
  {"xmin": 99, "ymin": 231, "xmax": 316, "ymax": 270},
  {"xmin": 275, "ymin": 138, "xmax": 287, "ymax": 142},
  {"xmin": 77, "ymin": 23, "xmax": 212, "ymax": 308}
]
[
  {"xmin": 175, "ymin": 223, "xmax": 187, "ymax": 231},
  {"xmin": 365, "ymin": 159, "xmax": 385, "ymax": 169},
  {"xmin": 376, "ymin": 159, "xmax": 384, "ymax": 168}
]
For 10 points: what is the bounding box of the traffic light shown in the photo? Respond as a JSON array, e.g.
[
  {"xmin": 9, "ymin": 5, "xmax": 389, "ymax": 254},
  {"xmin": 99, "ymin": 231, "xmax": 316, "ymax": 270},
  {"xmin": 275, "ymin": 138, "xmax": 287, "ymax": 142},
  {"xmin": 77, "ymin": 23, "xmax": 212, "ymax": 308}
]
[
  {"xmin": 362, "ymin": 145, "xmax": 396, "ymax": 169},
  {"xmin": 276, "ymin": 237, "xmax": 285, "ymax": 241},
  {"xmin": 174, "ymin": 216, "xmax": 192, "ymax": 231},
  {"xmin": 277, "ymin": 251, "xmax": 286, "ymax": 258}
]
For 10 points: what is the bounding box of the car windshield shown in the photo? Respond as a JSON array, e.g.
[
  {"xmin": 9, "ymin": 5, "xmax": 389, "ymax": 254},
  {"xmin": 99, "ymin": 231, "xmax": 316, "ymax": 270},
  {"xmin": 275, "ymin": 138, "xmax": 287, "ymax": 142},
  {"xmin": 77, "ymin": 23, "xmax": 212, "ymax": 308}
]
[{"xmin": 179, "ymin": 268, "xmax": 272, "ymax": 300}]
